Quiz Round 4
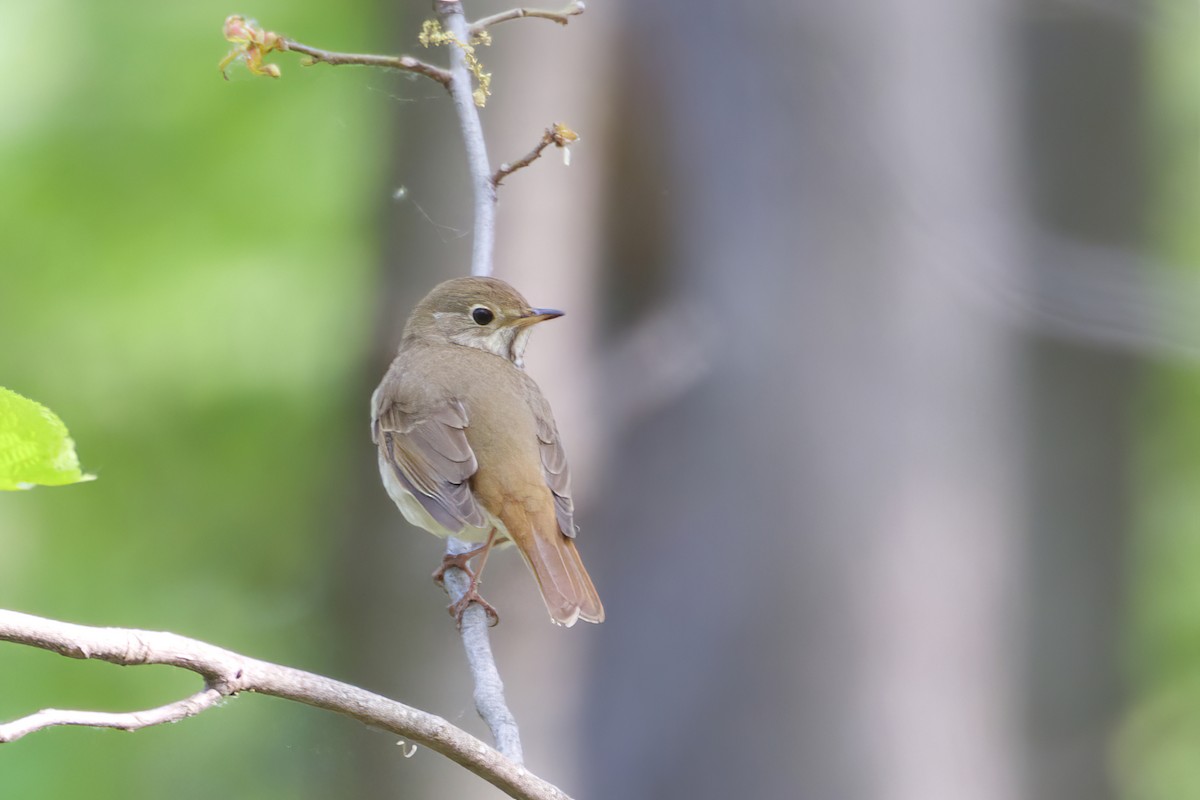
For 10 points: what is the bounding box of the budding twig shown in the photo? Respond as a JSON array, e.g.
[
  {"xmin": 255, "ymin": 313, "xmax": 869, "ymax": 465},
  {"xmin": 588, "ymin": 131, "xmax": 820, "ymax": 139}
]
[
  {"xmin": 470, "ymin": 1, "xmax": 586, "ymax": 36},
  {"xmin": 493, "ymin": 123, "xmax": 580, "ymax": 187},
  {"xmin": 282, "ymin": 40, "xmax": 451, "ymax": 86},
  {"xmin": 220, "ymin": 15, "xmax": 451, "ymax": 86}
]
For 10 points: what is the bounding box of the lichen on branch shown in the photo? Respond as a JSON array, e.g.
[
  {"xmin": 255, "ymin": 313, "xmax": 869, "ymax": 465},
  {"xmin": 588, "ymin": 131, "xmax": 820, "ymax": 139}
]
[{"xmin": 419, "ymin": 19, "xmax": 492, "ymax": 107}]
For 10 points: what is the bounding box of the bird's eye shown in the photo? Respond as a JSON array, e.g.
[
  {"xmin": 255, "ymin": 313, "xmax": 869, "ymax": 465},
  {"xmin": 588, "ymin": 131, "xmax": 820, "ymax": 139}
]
[{"xmin": 471, "ymin": 306, "xmax": 495, "ymax": 326}]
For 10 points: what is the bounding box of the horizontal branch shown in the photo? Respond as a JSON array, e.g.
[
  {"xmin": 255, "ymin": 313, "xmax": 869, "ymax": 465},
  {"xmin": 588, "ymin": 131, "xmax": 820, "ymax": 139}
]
[
  {"xmin": 280, "ymin": 39, "xmax": 452, "ymax": 86},
  {"xmin": 0, "ymin": 610, "xmax": 572, "ymax": 800},
  {"xmin": 0, "ymin": 689, "xmax": 224, "ymax": 741},
  {"xmin": 470, "ymin": 1, "xmax": 585, "ymax": 36}
]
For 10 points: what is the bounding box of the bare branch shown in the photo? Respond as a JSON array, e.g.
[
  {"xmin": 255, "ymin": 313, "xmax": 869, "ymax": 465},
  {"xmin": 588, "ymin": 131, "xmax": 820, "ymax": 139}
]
[
  {"xmin": 443, "ymin": 539, "xmax": 523, "ymax": 762},
  {"xmin": 432, "ymin": 0, "xmax": 526, "ymax": 762},
  {"xmin": 0, "ymin": 689, "xmax": 224, "ymax": 742},
  {"xmin": 493, "ymin": 134, "xmax": 554, "ymax": 186},
  {"xmin": 470, "ymin": 1, "xmax": 586, "ymax": 36},
  {"xmin": 280, "ymin": 39, "xmax": 451, "ymax": 87},
  {"xmin": 0, "ymin": 610, "xmax": 571, "ymax": 800},
  {"xmin": 438, "ymin": 0, "xmax": 498, "ymax": 278},
  {"xmin": 493, "ymin": 123, "xmax": 579, "ymax": 187}
]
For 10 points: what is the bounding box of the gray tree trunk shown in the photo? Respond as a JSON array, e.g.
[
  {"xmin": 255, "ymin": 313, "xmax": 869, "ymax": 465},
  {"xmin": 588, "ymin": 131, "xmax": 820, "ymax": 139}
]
[
  {"xmin": 584, "ymin": 2, "xmax": 1028, "ymax": 799},
  {"xmin": 1019, "ymin": 8, "xmax": 1143, "ymax": 800}
]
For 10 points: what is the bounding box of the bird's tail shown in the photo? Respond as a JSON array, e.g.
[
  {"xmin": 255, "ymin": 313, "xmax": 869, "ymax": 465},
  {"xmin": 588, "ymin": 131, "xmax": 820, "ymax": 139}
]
[{"xmin": 506, "ymin": 509, "xmax": 604, "ymax": 627}]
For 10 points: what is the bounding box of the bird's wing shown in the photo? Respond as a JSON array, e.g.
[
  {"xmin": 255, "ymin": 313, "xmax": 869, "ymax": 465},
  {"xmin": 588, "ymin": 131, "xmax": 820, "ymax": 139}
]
[
  {"xmin": 532, "ymin": 398, "xmax": 576, "ymax": 539},
  {"xmin": 374, "ymin": 397, "xmax": 487, "ymax": 532}
]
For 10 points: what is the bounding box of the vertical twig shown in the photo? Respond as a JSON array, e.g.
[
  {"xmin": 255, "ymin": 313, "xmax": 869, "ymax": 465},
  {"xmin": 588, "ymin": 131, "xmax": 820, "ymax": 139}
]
[
  {"xmin": 438, "ymin": 0, "xmax": 497, "ymax": 279},
  {"xmin": 434, "ymin": 0, "xmax": 521, "ymax": 764},
  {"xmin": 442, "ymin": 540, "xmax": 524, "ymax": 762}
]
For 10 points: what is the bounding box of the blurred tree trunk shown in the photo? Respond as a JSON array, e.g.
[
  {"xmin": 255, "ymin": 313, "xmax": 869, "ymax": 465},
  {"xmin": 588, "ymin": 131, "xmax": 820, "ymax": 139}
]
[
  {"xmin": 585, "ymin": 2, "xmax": 1027, "ymax": 799},
  {"xmin": 1019, "ymin": 7, "xmax": 1143, "ymax": 800}
]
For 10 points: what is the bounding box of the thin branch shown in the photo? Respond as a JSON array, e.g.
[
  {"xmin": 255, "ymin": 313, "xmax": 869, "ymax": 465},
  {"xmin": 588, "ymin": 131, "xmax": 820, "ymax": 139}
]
[
  {"xmin": 434, "ymin": 0, "xmax": 524, "ymax": 763},
  {"xmin": 0, "ymin": 610, "xmax": 570, "ymax": 800},
  {"xmin": 470, "ymin": 1, "xmax": 586, "ymax": 36},
  {"xmin": 280, "ymin": 39, "xmax": 451, "ymax": 87},
  {"xmin": 438, "ymin": 0, "xmax": 497, "ymax": 278},
  {"xmin": 220, "ymin": 16, "xmax": 450, "ymax": 85},
  {"xmin": 493, "ymin": 134, "xmax": 554, "ymax": 186},
  {"xmin": 1016, "ymin": 233, "xmax": 1200, "ymax": 363},
  {"xmin": 493, "ymin": 124, "xmax": 579, "ymax": 187},
  {"xmin": 443, "ymin": 540, "xmax": 523, "ymax": 762},
  {"xmin": 0, "ymin": 688, "xmax": 224, "ymax": 741}
]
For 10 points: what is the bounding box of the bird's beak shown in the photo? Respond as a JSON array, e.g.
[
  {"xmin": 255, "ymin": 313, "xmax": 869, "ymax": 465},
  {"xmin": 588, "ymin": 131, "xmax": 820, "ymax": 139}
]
[{"xmin": 518, "ymin": 307, "xmax": 565, "ymax": 325}]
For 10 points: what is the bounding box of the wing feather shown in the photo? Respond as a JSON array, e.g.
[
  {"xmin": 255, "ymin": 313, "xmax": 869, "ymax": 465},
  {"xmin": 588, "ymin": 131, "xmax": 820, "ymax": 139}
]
[
  {"xmin": 375, "ymin": 396, "xmax": 486, "ymax": 531},
  {"xmin": 534, "ymin": 403, "xmax": 576, "ymax": 538}
]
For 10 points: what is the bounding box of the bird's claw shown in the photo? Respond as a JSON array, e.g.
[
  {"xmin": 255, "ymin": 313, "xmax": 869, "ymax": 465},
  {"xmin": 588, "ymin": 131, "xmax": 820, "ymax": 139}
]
[
  {"xmin": 448, "ymin": 590, "xmax": 500, "ymax": 628},
  {"xmin": 432, "ymin": 546, "xmax": 486, "ymax": 586}
]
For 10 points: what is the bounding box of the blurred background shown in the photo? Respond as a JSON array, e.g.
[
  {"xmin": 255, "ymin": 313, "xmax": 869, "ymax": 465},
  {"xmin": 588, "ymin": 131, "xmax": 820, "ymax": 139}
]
[{"xmin": 2, "ymin": 0, "xmax": 1199, "ymax": 798}]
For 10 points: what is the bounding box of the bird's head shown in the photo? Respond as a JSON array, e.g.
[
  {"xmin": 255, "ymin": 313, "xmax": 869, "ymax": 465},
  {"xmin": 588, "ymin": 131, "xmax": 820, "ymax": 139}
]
[{"xmin": 404, "ymin": 276, "xmax": 563, "ymax": 368}]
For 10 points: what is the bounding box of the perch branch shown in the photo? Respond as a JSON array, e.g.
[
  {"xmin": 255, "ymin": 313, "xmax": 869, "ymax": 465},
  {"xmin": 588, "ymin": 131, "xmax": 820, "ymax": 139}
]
[
  {"xmin": 281, "ymin": 39, "xmax": 451, "ymax": 86},
  {"xmin": 433, "ymin": 0, "xmax": 523, "ymax": 763},
  {"xmin": 493, "ymin": 123, "xmax": 579, "ymax": 186},
  {"xmin": 470, "ymin": 1, "xmax": 585, "ymax": 35},
  {"xmin": 0, "ymin": 610, "xmax": 570, "ymax": 800},
  {"xmin": 443, "ymin": 540, "xmax": 523, "ymax": 762}
]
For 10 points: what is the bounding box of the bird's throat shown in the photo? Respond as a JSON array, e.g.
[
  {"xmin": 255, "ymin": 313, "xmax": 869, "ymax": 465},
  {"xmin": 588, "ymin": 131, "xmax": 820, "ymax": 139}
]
[{"xmin": 508, "ymin": 326, "xmax": 532, "ymax": 369}]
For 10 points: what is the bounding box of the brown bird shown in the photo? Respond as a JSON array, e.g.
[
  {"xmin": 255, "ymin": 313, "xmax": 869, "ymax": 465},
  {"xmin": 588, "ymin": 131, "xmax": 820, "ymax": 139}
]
[{"xmin": 371, "ymin": 277, "xmax": 604, "ymax": 627}]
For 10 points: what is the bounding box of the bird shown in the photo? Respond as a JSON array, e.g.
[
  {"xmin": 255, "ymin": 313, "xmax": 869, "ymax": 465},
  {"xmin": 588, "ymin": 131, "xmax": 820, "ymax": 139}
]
[{"xmin": 371, "ymin": 276, "xmax": 604, "ymax": 627}]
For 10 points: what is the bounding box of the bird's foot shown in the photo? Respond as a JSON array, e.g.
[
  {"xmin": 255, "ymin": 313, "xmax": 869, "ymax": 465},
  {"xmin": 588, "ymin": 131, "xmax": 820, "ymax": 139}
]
[
  {"xmin": 434, "ymin": 544, "xmax": 501, "ymax": 627},
  {"xmin": 448, "ymin": 588, "xmax": 500, "ymax": 629},
  {"xmin": 432, "ymin": 544, "xmax": 488, "ymax": 587}
]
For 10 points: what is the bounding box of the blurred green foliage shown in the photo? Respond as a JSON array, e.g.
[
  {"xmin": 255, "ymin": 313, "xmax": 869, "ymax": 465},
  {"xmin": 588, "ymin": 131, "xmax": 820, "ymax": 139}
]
[
  {"xmin": 1122, "ymin": 3, "xmax": 1200, "ymax": 798},
  {"xmin": 0, "ymin": 0, "xmax": 402, "ymax": 796}
]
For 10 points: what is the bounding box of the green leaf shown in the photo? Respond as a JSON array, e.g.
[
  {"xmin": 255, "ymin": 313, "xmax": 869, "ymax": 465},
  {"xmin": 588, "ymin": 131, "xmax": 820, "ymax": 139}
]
[{"xmin": 0, "ymin": 387, "xmax": 94, "ymax": 490}]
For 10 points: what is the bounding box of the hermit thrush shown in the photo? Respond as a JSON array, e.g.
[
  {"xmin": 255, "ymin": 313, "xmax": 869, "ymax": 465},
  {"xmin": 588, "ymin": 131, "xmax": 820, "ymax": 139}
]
[{"xmin": 371, "ymin": 277, "xmax": 604, "ymax": 627}]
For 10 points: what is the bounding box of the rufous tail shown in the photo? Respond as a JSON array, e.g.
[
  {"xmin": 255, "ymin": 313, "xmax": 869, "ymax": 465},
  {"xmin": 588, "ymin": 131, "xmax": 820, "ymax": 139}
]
[{"xmin": 506, "ymin": 510, "xmax": 604, "ymax": 626}]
